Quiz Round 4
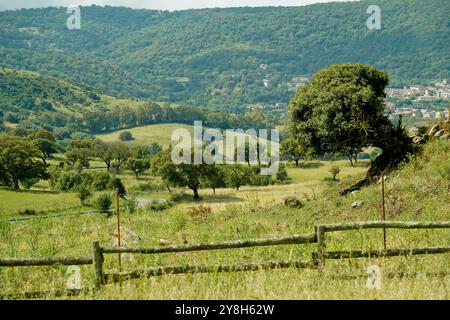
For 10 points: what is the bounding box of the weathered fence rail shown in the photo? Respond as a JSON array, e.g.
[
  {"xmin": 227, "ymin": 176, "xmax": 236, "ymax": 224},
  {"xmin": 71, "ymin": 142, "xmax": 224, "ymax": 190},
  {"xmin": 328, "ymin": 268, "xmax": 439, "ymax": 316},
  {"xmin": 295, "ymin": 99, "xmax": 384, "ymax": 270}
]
[
  {"xmin": 0, "ymin": 210, "xmax": 112, "ymax": 223},
  {"xmin": 0, "ymin": 220, "xmax": 449, "ymax": 296},
  {"xmin": 325, "ymin": 246, "xmax": 450, "ymax": 259},
  {"xmin": 104, "ymin": 260, "xmax": 316, "ymax": 283},
  {"xmin": 320, "ymin": 221, "xmax": 450, "ymax": 232},
  {"xmin": 0, "ymin": 289, "xmax": 86, "ymax": 300},
  {"xmin": 102, "ymin": 233, "xmax": 317, "ymax": 254},
  {"xmin": 314, "ymin": 221, "xmax": 450, "ymax": 268},
  {"xmin": 0, "ymin": 256, "xmax": 92, "ymax": 267},
  {"xmin": 93, "ymin": 233, "xmax": 318, "ymax": 287}
]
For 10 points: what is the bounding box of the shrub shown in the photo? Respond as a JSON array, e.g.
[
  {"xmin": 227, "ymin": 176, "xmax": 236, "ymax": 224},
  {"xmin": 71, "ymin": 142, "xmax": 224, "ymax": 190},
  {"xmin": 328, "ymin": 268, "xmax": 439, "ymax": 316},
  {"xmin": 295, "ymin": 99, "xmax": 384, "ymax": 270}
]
[
  {"xmin": 144, "ymin": 199, "xmax": 171, "ymax": 211},
  {"xmin": 90, "ymin": 171, "xmax": 111, "ymax": 191},
  {"xmin": 125, "ymin": 197, "xmax": 138, "ymax": 214},
  {"xmin": 95, "ymin": 194, "xmax": 112, "ymax": 213},
  {"xmin": 188, "ymin": 205, "xmax": 212, "ymax": 223},
  {"xmin": 170, "ymin": 191, "xmax": 186, "ymax": 202},
  {"xmin": 129, "ymin": 179, "xmax": 165, "ymax": 192},
  {"xmin": 56, "ymin": 171, "xmax": 92, "ymax": 192},
  {"xmin": 275, "ymin": 165, "xmax": 290, "ymax": 184},
  {"xmin": 76, "ymin": 184, "xmax": 92, "ymax": 204},
  {"xmin": 21, "ymin": 177, "xmax": 40, "ymax": 189},
  {"xmin": 119, "ymin": 131, "xmax": 133, "ymax": 141},
  {"xmin": 18, "ymin": 209, "xmax": 37, "ymax": 216},
  {"xmin": 329, "ymin": 165, "xmax": 341, "ymax": 181}
]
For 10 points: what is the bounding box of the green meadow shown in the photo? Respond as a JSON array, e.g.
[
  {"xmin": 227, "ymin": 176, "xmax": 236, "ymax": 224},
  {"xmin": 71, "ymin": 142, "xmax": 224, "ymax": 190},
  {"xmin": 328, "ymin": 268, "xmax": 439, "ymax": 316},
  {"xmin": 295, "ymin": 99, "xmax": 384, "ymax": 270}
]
[{"xmin": 0, "ymin": 139, "xmax": 448, "ymax": 299}]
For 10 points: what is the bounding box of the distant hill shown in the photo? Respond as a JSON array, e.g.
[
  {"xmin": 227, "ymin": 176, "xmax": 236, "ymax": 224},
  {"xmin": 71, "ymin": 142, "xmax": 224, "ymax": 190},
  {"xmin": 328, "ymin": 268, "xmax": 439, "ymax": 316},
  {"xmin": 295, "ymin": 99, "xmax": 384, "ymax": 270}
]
[
  {"xmin": 0, "ymin": 67, "xmax": 273, "ymax": 137},
  {"xmin": 0, "ymin": 66, "xmax": 148, "ymax": 136},
  {"xmin": 0, "ymin": 0, "xmax": 449, "ymax": 111}
]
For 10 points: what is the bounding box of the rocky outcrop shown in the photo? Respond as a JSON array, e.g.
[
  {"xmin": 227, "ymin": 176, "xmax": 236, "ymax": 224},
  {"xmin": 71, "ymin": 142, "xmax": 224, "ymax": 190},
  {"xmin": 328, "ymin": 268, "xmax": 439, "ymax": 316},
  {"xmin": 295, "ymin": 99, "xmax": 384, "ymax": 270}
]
[
  {"xmin": 282, "ymin": 196, "xmax": 303, "ymax": 208},
  {"xmin": 409, "ymin": 120, "xmax": 450, "ymax": 145}
]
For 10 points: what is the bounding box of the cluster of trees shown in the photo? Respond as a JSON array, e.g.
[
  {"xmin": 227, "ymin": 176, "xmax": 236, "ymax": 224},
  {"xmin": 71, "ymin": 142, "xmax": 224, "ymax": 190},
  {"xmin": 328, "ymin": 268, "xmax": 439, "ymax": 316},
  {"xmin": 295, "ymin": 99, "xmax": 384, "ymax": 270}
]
[
  {"xmin": 0, "ymin": 67, "xmax": 276, "ymax": 137},
  {"xmin": 151, "ymin": 147, "xmax": 289, "ymax": 199},
  {"xmin": 81, "ymin": 104, "xmax": 273, "ymax": 134},
  {"xmin": 64, "ymin": 139, "xmax": 162, "ymax": 176},
  {"xmin": 1, "ymin": 2, "xmax": 447, "ymax": 111}
]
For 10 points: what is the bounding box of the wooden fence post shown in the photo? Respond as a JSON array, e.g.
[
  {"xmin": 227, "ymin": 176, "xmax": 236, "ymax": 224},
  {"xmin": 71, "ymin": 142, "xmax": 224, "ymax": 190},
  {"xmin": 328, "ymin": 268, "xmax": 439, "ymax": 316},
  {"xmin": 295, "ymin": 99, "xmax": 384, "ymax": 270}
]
[
  {"xmin": 92, "ymin": 241, "xmax": 103, "ymax": 290},
  {"xmin": 316, "ymin": 226, "xmax": 326, "ymax": 271}
]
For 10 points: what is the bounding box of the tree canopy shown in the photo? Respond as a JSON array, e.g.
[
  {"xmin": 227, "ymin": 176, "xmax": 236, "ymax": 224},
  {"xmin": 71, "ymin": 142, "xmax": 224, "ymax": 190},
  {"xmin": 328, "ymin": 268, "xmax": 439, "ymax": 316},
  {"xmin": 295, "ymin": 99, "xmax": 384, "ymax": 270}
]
[
  {"xmin": 0, "ymin": 134, "xmax": 49, "ymax": 189},
  {"xmin": 289, "ymin": 63, "xmax": 414, "ymax": 194}
]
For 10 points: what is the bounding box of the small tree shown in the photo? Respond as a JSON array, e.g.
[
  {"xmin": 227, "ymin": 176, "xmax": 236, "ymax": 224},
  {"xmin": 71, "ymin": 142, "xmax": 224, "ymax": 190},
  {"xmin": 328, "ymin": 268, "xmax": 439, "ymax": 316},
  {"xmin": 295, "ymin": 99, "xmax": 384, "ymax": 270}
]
[
  {"xmin": 95, "ymin": 194, "xmax": 112, "ymax": 214},
  {"xmin": 329, "ymin": 165, "xmax": 341, "ymax": 181},
  {"xmin": 126, "ymin": 158, "xmax": 150, "ymax": 179},
  {"xmin": 33, "ymin": 138, "xmax": 58, "ymax": 164},
  {"xmin": 119, "ymin": 131, "xmax": 133, "ymax": 141},
  {"xmin": 200, "ymin": 164, "xmax": 226, "ymax": 195},
  {"xmin": 151, "ymin": 148, "xmax": 208, "ymax": 199},
  {"xmin": 280, "ymin": 138, "xmax": 304, "ymax": 167},
  {"xmin": 111, "ymin": 142, "xmax": 131, "ymax": 172},
  {"xmin": 76, "ymin": 183, "xmax": 92, "ymax": 205},
  {"xmin": 224, "ymin": 164, "xmax": 254, "ymax": 191},
  {"xmin": 95, "ymin": 141, "xmax": 114, "ymax": 172}
]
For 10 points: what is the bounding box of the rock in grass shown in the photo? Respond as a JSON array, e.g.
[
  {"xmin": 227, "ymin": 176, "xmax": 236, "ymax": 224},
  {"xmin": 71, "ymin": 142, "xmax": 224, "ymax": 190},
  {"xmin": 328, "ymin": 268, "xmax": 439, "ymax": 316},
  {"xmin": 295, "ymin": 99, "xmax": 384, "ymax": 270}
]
[
  {"xmin": 428, "ymin": 123, "xmax": 440, "ymax": 136},
  {"xmin": 351, "ymin": 200, "xmax": 364, "ymax": 208},
  {"xmin": 282, "ymin": 196, "xmax": 303, "ymax": 208},
  {"xmin": 434, "ymin": 129, "xmax": 445, "ymax": 138},
  {"xmin": 159, "ymin": 238, "xmax": 172, "ymax": 246}
]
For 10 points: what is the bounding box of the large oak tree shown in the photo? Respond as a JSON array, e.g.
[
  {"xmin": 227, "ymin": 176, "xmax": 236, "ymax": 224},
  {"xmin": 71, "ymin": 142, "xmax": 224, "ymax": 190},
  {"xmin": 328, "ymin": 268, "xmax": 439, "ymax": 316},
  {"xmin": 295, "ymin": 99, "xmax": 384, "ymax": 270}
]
[
  {"xmin": 0, "ymin": 134, "xmax": 49, "ymax": 189},
  {"xmin": 289, "ymin": 63, "xmax": 414, "ymax": 194}
]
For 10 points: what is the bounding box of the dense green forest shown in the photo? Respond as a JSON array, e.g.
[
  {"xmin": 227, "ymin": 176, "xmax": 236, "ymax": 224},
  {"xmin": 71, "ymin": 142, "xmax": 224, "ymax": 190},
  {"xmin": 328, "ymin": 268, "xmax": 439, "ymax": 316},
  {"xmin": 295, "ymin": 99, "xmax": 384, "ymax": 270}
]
[
  {"xmin": 0, "ymin": 0, "xmax": 448, "ymax": 112},
  {"xmin": 0, "ymin": 67, "xmax": 273, "ymax": 138}
]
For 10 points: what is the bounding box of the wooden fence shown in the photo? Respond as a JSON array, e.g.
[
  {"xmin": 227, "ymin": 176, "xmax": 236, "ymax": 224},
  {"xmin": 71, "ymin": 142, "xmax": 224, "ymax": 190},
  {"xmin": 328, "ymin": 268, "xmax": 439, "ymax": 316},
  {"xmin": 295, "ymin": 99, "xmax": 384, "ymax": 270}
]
[
  {"xmin": 314, "ymin": 221, "xmax": 450, "ymax": 268},
  {"xmin": 0, "ymin": 220, "xmax": 449, "ymax": 296}
]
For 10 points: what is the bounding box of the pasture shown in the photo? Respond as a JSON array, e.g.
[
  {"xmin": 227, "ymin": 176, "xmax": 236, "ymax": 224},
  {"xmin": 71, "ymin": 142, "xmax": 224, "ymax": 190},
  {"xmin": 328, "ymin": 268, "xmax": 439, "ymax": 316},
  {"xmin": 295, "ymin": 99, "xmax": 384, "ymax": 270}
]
[{"xmin": 0, "ymin": 140, "xmax": 449, "ymax": 299}]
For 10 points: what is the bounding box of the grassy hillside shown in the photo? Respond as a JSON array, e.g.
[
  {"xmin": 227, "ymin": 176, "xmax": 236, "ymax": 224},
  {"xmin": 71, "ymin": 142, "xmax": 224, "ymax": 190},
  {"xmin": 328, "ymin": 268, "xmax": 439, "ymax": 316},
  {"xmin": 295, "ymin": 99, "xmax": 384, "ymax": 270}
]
[
  {"xmin": 0, "ymin": 139, "xmax": 448, "ymax": 299},
  {"xmin": 0, "ymin": 66, "xmax": 149, "ymax": 135},
  {"xmin": 95, "ymin": 123, "xmax": 194, "ymax": 147},
  {"xmin": 0, "ymin": 0, "xmax": 448, "ymax": 110}
]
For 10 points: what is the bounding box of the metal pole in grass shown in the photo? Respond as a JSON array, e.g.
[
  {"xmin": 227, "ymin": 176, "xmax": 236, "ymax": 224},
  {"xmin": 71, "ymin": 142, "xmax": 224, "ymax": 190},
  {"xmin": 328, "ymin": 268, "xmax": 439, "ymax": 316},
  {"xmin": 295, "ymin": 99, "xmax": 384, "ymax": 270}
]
[
  {"xmin": 381, "ymin": 172, "xmax": 387, "ymax": 250},
  {"xmin": 116, "ymin": 192, "xmax": 122, "ymax": 273},
  {"xmin": 110, "ymin": 177, "xmax": 126, "ymax": 286}
]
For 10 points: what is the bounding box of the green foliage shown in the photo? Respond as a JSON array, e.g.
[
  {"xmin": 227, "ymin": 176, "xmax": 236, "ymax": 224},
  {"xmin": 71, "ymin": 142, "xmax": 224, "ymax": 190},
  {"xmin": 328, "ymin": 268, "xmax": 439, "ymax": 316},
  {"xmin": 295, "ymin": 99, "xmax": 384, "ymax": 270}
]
[
  {"xmin": 224, "ymin": 164, "xmax": 255, "ymax": 191},
  {"xmin": 90, "ymin": 171, "xmax": 111, "ymax": 191},
  {"xmin": 76, "ymin": 183, "xmax": 93, "ymax": 204},
  {"xmin": 119, "ymin": 131, "xmax": 133, "ymax": 141},
  {"xmin": 18, "ymin": 209, "xmax": 37, "ymax": 216},
  {"xmin": 329, "ymin": 165, "xmax": 341, "ymax": 181},
  {"xmin": 94, "ymin": 194, "xmax": 113, "ymax": 213},
  {"xmin": 65, "ymin": 139, "xmax": 97, "ymax": 168},
  {"xmin": 0, "ymin": 67, "xmax": 275, "ymax": 136},
  {"xmin": 144, "ymin": 199, "xmax": 172, "ymax": 211},
  {"xmin": 280, "ymin": 138, "xmax": 304, "ymax": 166},
  {"xmin": 55, "ymin": 171, "xmax": 92, "ymax": 192},
  {"xmin": 108, "ymin": 177, "xmax": 126, "ymax": 197},
  {"xmin": 0, "ymin": 134, "xmax": 49, "ymax": 189},
  {"xmin": 125, "ymin": 158, "xmax": 150, "ymax": 179},
  {"xmin": 20, "ymin": 177, "xmax": 40, "ymax": 190},
  {"xmin": 32, "ymin": 138, "xmax": 58, "ymax": 164},
  {"xmin": 289, "ymin": 63, "xmax": 414, "ymax": 182},
  {"xmin": 124, "ymin": 197, "xmax": 138, "ymax": 214},
  {"xmin": 0, "ymin": 2, "xmax": 447, "ymax": 111}
]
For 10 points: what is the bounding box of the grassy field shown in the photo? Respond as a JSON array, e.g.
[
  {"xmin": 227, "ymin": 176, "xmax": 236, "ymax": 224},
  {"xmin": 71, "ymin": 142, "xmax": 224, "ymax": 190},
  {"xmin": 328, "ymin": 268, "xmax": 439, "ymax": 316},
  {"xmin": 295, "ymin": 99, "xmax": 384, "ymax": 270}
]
[
  {"xmin": 96, "ymin": 124, "xmax": 194, "ymax": 147},
  {"xmin": 0, "ymin": 140, "xmax": 449, "ymax": 299},
  {"xmin": 95, "ymin": 123, "xmax": 280, "ymax": 151}
]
